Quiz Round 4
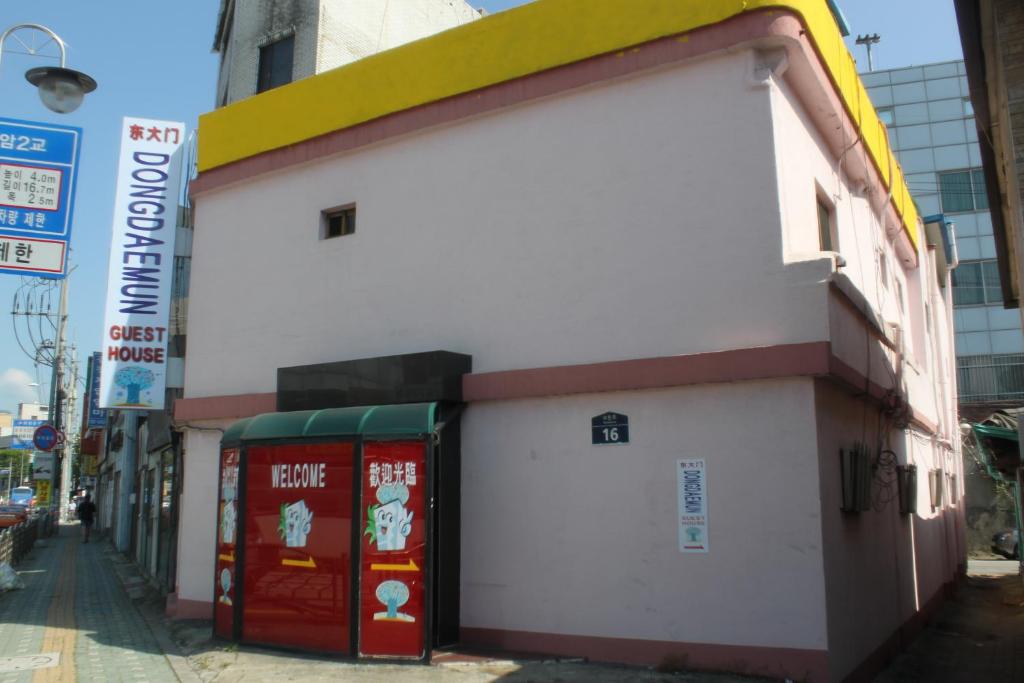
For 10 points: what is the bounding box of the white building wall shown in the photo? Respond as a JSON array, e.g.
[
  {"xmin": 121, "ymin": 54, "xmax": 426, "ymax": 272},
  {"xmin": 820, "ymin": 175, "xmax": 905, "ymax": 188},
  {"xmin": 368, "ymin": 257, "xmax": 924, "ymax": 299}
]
[
  {"xmin": 220, "ymin": 0, "xmax": 320, "ymax": 105},
  {"xmin": 813, "ymin": 380, "xmax": 963, "ymax": 682},
  {"xmin": 217, "ymin": 0, "xmax": 478, "ymax": 106},
  {"xmin": 769, "ymin": 63, "xmax": 956, "ymax": 432},
  {"xmin": 865, "ymin": 61, "xmax": 1024, "ymax": 403},
  {"xmin": 317, "ymin": 0, "xmax": 479, "ymax": 74},
  {"xmin": 183, "ymin": 34, "xmax": 961, "ymax": 675},
  {"xmin": 768, "ymin": 57, "xmax": 962, "ymax": 680},
  {"xmin": 460, "ymin": 379, "xmax": 829, "ymax": 650},
  {"xmin": 187, "ymin": 50, "xmax": 820, "ymax": 399},
  {"xmin": 17, "ymin": 403, "xmax": 49, "ymax": 421},
  {"xmin": 175, "ymin": 428, "xmax": 223, "ymax": 606}
]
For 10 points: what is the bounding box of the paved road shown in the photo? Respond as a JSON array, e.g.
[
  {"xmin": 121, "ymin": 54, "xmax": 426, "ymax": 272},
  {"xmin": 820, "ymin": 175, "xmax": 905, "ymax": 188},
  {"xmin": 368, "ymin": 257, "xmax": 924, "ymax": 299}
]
[
  {"xmin": 0, "ymin": 524, "xmax": 180, "ymax": 682},
  {"xmin": 873, "ymin": 559, "xmax": 1024, "ymax": 682},
  {"xmin": 5, "ymin": 529, "xmax": 1022, "ymax": 682},
  {"xmin": 968, "ymin": 558, "xmax": 1021, "ymax": 576}
]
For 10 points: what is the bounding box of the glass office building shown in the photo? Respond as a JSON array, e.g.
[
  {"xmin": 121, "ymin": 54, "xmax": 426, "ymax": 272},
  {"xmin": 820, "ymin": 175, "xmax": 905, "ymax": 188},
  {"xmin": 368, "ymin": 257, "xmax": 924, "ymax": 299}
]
[{"xmin": 864, "ymin": 60, "xmax": 1024, "ymax": 410}]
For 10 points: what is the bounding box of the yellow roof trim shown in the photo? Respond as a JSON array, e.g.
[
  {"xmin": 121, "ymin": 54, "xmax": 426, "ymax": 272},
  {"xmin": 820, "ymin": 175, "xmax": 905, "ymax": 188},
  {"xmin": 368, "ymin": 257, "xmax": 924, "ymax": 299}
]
[{"xmin": 198, "ymin": 0, "xmax": 919, "ymax": 247}]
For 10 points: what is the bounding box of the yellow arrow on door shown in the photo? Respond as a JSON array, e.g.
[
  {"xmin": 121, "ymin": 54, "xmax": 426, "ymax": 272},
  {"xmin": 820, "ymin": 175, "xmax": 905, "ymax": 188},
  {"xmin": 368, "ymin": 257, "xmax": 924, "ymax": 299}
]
[
  {"xmin": 282, "ymin": 555, "xmax": 317, "ymax": 568},
  {"xmin": 218, "ymin": 551, "xmax": 235, "ymax": 562},
  {"xmin": 370, "ymin": 559, "xmax": 419, "ymax": 572}
]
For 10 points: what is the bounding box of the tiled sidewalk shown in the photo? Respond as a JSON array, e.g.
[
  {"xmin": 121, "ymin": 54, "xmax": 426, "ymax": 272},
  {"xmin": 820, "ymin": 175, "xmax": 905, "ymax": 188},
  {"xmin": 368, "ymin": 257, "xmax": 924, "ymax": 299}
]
[{"xmin": 0, "ymin": 525, "xmax": 180, "ymax": 682}]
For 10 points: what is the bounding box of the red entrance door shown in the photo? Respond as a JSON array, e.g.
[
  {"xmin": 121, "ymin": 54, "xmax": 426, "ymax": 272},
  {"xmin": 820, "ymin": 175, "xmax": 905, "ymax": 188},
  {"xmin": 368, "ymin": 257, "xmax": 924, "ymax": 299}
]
[{"xmin": 241, "ymin": 443, "xmax": 354, "ymax": 652}]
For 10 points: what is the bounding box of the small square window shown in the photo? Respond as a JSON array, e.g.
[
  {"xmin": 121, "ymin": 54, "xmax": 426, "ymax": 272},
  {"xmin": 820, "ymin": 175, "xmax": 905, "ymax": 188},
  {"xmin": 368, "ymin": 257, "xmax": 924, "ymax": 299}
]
[
  {"xmin": 962, "ymin": 97, "xmax": 974, "ymax": 117},
  {"xmin": 322, "ymin": 205, "xmax": 356, "ymax": 239},
  {"xmin": 877, "ymin": 106, "xmax": 895, "ymax": 126}
]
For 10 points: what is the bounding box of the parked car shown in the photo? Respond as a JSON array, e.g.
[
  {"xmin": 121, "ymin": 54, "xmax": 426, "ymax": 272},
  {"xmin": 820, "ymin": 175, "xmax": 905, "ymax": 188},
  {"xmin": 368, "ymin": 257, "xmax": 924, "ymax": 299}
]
[
  {"xmin": 0, "ymin": 505, "xmax": 28, "ymax": 528},
  {"xmin": 992, "ymin": 528, "xmax": 1020, "ymax": 559}
]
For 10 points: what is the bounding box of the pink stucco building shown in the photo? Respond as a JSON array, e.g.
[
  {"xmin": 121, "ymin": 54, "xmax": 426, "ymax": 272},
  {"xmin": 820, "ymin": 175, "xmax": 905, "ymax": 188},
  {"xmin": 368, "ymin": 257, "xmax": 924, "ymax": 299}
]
[{"xmin": 173, "ymin": 2, "xmax": 965, "ymax": 681}]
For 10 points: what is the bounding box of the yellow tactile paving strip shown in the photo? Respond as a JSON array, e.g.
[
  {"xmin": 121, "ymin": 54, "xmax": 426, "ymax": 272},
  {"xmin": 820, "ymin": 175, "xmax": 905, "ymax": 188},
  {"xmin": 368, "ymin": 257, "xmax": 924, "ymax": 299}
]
[{"xmin": 32, "ymin": 541, "xmax": 75, "ymax": 683}]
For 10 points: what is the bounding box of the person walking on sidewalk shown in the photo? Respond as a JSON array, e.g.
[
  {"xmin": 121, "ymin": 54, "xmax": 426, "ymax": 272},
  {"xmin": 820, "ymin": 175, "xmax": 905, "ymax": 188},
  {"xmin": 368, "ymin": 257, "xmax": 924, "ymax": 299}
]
[{"xmin": 77, "ymin": 492, "xmax": 96, "ymax": 543}]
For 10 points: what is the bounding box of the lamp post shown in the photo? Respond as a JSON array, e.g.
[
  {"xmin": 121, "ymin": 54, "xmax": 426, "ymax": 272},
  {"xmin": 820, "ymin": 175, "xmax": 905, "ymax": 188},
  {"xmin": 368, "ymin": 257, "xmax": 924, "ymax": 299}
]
[
  {"xmin": 1, "ymin": 23, "xmax": 97, "ymax": 521},
  {"xmin": 855, "ymin": 33, "xmax": 881, "ymax": 73},
  {"xmin": 0, "ymin": 24, "xmax": 97, "ymax": 114}
]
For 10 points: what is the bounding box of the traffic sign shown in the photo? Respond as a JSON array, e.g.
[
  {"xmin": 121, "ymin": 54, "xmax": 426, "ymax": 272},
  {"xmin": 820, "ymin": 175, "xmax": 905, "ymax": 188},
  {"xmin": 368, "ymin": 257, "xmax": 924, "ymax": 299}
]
[
  {"xmin": 11, "ymin": 419, "xmax": 44, "ymax": 450},
  {"xmin": 32, "ymin": 424, "xmax": 59, "ymax": 451},
  {"xmin": 0, "ymin": 116, "xmax": 83, "ymax": 279},
  {"xmin": 32, "ymin": 453, "xmax": 54, "ymax": 480}
]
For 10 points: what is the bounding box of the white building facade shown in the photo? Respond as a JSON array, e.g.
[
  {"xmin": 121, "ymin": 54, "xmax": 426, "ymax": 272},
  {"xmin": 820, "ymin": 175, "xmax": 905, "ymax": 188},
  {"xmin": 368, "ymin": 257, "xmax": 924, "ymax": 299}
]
[
  {"xmin": 863, "ymin": 61, "xmax": 1024, "ymax": 412},
  {"xmin": 213, "ymin": 0, "xmax": 481, "ymax": 106},
  {"xmin": 175, "ymin": 3, "xmax": 965, "ymax": 681}
]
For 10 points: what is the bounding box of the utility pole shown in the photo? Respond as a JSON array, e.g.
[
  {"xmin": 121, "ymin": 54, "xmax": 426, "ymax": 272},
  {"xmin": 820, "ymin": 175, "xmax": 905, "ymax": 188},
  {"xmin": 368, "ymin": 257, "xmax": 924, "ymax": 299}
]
[
  {"xmin": 49, "ymin": 273, "xmax": 68, "ymax": 517},
  {"xmin": 855, "ymin": 34, "xmax": 881, "ymax": 72},
  {"xmin": 60, "ymin": 348, "xmax": 78, "ymax": 517}
]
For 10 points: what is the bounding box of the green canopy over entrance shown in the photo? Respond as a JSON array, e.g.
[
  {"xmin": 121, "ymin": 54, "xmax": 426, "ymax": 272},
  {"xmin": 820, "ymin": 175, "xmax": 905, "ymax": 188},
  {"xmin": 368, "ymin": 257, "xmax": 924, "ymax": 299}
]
[{"xmin": 222, "ymin": 402, "xmax": 439, "ymax": 444}]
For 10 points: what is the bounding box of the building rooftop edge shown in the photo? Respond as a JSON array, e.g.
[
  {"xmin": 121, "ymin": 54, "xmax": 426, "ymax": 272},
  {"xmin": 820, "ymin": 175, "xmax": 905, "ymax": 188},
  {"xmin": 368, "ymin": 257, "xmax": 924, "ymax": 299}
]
[
  {"xmin": 866, "ymin": 58, "xmax": 965, "ymax": 72},
  {"xmin": 196, "ymin": 0, "xmax": 920, "ymax": 248}
]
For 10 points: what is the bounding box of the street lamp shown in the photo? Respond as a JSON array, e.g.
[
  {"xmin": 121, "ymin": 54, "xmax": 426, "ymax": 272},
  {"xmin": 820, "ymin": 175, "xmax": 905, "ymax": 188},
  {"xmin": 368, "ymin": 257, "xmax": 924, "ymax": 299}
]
[
  {"xmin": 0, "ymin": 24, "xmax": 98, "ymax": 113},
  {"xmin": 1, "ymin": 23, "xmax": 95, "ymax": 521}
]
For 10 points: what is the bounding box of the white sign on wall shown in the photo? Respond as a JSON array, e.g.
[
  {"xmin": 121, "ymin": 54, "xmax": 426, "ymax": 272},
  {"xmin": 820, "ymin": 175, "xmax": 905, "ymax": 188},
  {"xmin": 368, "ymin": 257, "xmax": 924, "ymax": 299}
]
[
  {"xmin": 99, "ymin": 117, "xmax": 186, "ymax": 410},
  {"xmin": 677, "ymin": 458, "xmax": 708, "ymax": 553},
  {"xmin": 32, "ymin": 452, "xmax": 54, "ymax": 480}
]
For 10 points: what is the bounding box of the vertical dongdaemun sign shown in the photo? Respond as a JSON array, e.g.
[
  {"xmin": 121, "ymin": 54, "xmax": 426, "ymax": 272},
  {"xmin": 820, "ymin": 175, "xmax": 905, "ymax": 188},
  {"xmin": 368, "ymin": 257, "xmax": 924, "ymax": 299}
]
[{"xmin": 99, "ymin": 118, "xmax": 185, "ymax": 410}]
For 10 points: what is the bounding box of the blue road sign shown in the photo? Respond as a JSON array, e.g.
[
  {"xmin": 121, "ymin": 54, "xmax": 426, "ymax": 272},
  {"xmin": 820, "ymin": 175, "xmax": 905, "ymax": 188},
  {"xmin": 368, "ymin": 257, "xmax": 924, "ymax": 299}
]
[
  {"xmin": 87, "ymin": 351, "xmax": 107, "ymax": 428},
  {"xmin": 0, "ymin": 116, "xmax": 82, "ymax": 278},
  {"xmin": 11, "ymin": 419, "xmax": 45, "ymax": 450},
  {"xmin": 33, "ymin": 424, "xmax": 59, "ymax": 452}
]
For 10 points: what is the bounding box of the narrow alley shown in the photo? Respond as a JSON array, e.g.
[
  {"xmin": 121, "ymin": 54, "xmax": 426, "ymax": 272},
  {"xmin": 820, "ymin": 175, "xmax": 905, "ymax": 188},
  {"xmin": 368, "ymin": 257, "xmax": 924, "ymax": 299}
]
[{"xmin": 872, "ymin": 561, "xmax": 1024, "ymax": 682}]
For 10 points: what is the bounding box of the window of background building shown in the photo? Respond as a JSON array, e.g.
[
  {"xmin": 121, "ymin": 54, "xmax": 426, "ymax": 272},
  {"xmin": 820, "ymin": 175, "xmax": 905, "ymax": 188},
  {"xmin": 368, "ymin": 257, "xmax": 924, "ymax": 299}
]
[
  {"xmin": 257, "ymin": 35, "xmax": 294, "ymax": 93},
  {"xmin": 962, "ymin": 97, "xmax": 974, "ymax": 117},
  {"xmin": 322, "ymin": 205, "xmax": 356, "ymax": 239},
  {"xmin": 951, "ymin": 259, "xmax": 1002, "ymax": 306},
  {"xmin": 958, "ymin": 353, "xmax": 1024, "ymax": 403},
  {"xmin": 938, "ymin": 168, "xmax": 988, "ymax": 213},
  {"xmin": 817, "ymin": 195, "xmax": 836, "ymax": 252},
  {"xmin": 877, "ymin": 106, "xmax": 895, "ymax": 126}
]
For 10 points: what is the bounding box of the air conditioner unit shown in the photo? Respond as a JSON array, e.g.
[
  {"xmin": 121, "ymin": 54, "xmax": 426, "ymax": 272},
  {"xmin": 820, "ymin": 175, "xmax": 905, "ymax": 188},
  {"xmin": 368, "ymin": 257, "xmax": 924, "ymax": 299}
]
[
  {"xmin": 928, "ymin": 469, "xmax": 944, "ymax": 509},
  {"xmin": 840, "ymin": 443, "xmax": 874, "ymax": 513},
  {"xmin": 897, "ymin": 465, "xmax": 917, "ymax": 515}
]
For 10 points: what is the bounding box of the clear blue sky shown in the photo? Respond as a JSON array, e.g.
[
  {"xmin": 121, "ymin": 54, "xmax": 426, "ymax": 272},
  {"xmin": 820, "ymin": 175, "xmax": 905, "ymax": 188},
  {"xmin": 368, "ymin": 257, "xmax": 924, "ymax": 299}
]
[{"xmin": 0, "ymin": 0, "xmax": 963, "ymax": 417}]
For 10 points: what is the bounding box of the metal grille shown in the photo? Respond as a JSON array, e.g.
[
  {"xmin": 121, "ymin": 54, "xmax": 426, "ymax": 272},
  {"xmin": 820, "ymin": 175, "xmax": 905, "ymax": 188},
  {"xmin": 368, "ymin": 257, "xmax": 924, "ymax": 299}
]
[{"xmin": 957, "ymin": 353, "xmax": 1024, "ymax": 402}]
